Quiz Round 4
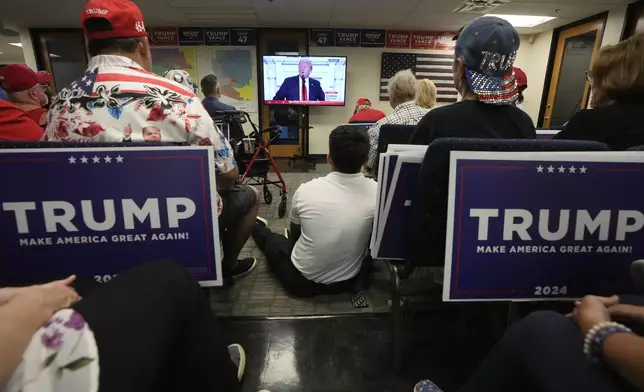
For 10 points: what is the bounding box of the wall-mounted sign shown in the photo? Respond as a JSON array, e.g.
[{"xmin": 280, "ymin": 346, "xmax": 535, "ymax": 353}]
[
  {"xmin": 178, "ymin": 27, "xmax": 205, "ymax": 46},
  {"xmin": 231, "ymin": 27, "xmax": 256, "ymax": 46},
  {"xmin": 435, "ymin": 32, "xmax": 457, "ymax": 50},
  {"xmin": 204, "ymin": 27, "xmax": 231, "ymax": 46},
  {"xmin": 150, "ymin": 27, "xmax": 178, "ymax": 46},
  {"xmin": 310, "ymin": 28, "xmax": 335, "ymax": 47},
  {"xmin": 335, "ymin": 28, "xmax": 361, "ymax": 47},
  {"xmin": 360, "ymin": 29, "xmax": 386, "ymax": 47},
  {"xmin": 411, "ymin": 31, "xmax": 435, "ymax": 49},
  {"xmin": 386, "ymin": 31, "xmax": 411, "ymax": 48}
]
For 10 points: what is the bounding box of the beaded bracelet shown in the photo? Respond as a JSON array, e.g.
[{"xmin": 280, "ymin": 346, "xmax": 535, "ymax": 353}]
[{"xmin": 583, "ymin": 321, "xmax": 633, "ymax": 361}]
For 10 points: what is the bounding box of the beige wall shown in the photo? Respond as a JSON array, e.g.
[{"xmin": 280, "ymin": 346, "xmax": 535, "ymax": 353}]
[
  {"xmin": 514, "ymin": 31, "xmax": 554, "ymax": 125},
  {"xmin": 307, "ymin": 46, "xmax": 452, "ymax": 154}
]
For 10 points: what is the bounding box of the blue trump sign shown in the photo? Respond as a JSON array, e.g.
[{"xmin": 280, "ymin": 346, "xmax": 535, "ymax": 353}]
[
  {"xmin": 444, "ymin": 151, "xmax": 644, "ymax": 301},
  {"xmin": 0, "ymin": 147, "xmax": 222, "ymax": 286}
]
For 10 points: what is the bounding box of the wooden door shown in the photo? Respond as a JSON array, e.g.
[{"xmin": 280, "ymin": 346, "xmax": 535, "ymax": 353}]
[
  {"xmin": 257, "ymin": 29, "xmax": 308, "ymax": 158},
  {"xmin": 543, "ymin": 19, "xmax": 604, "ymax": 128},
  {"xmin": 31, "ymin": 29, "xmax": 88, "ymax": 94}
]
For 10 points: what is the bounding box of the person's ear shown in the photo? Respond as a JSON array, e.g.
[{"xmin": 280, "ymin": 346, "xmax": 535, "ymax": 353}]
[
  {"xmin": 139, "ymin": 37, "xmax": 152, "ymax": 71},
  {"xmin": 326, "ymin": 153, "xmax": 332, "ymax": 165}
]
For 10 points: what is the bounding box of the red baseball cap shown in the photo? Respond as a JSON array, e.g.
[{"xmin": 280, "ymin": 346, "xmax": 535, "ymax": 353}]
[
  {"xmin": 0, "ymin": 64, "xmax": 51, "ymax": 92},
  {"xmin": 514, "ymin": 67, "xmax": 528, "ymax": 88},
  {"xmin": 81, "ymin": 0, "xmax": 147, "ymax": 40},
  {"xmin": 356, "ymin": 98, "xmax": 372, "ymax": 106}
]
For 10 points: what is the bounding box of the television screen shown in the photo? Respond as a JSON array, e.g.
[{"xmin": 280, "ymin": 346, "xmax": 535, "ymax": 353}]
[{"xmin": 262, "ymin": 55, "xmax": 347, "ymax": 106}]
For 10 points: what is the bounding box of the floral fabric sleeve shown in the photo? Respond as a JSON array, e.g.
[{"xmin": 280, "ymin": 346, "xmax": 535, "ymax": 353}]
[
  {"xmin": 3, "ymin": 309, "xmax": 99, "ymax": 392},
  {"xmin": 185, "ymin": 97, "xmax": 236, "ymax": 175}
]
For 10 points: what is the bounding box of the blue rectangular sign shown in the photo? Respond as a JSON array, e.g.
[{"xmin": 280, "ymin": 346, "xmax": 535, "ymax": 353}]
[
  {"xmin": 0, "ymin": 147, "xmax": 222, "ymax": 287},
  {"xmin": 444, "ymin": 151, "xmax": 644, "ymax": 301}
]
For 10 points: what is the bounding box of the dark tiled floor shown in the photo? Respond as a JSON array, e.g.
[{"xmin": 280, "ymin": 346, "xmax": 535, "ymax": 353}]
[
  {"xmin": 221, "ymin": 310, "xmax": 507, "ymax": 392},
  {"xmin": 209, "ymin": 164, "xmax": 396, "ymax": 317}
]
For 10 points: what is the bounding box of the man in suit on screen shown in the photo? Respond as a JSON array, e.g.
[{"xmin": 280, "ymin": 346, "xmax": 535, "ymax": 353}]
[{"xmin": 273, "ymin": 58, "xmax": 326, "ymax": 102}]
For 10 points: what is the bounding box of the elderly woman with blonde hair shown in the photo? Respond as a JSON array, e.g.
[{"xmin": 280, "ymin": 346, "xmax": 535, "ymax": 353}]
[
  {"xmin": 415, "ymin": 79, "xmax": 437, "ymax": 109},
  {"xmin": 556, "ymin": 34, "xmax": 644, "ymax": 150}
]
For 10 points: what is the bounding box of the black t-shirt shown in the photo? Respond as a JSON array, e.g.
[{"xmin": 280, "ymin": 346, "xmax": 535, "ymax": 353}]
[
  {"xmin": 554, "ymin": 102, "xmax": 644, "ymax": 150},
  {"xmin": 410, "ymin": 100, "xmax": 536, "ymax": 145}
]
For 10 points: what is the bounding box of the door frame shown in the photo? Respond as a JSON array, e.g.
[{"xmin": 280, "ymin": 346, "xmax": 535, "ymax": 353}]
[
  {"xmin": 256, "ymin": 28, "xmax": 309, "ymax": 158},
  {"xmin": 538, "ymin": 13, "xmax": 607, "ymax": 127},
  {"xmin": 30, "ymin": 28, "xmax": 88, "ymax": 94}
]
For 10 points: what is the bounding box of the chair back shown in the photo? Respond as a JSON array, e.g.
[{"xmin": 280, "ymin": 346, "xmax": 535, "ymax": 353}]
[
  {"xmin": 407, "ymin": 138, "xmax": 610, "ymax": 267},
  {"xmin": 627, "ymin": 145, "xmax": 644, "ymax": 151},
  {"xmin": 374, "ymin": 124, "xmax": 416, "ymax": 175}
]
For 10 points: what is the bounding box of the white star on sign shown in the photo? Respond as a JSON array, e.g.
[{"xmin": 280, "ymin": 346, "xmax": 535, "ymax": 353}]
[
  {"xmin": 82, "ymin": 76, "xmax": 87, "ymax": 81},
  {"xmin": 536, "ymin": 165, "xmax": 544, "ymax": 173},
  {"xmin": 558, "ymin": 165, "xmax": 566, "ymax": 173},
  {"xmin": 80, "ymin": 156, "xmax": 88, "ymax": 164},
  {"xmin": 104, "ymin": 156, "xmax": 112, "ymax": 163},
  {"xmin": 547, "ymin": 165, "xmax": 555, "ymax": 173},
  {"xmin": 580, "ymin": 166, "xmax": 587, "ymax": 174},
  {"xmin": 92, "ymin": 156, "xmax": 101, "ymax": 164},
  {"xmin": 115, "ymin": 155, "xmax": 124, "ymax": 163},
  {"xmin": 68, "ymin": 156, "xmax": 77, "ymax": 164},
  {"xmin": 85, "ymin": 80, "xmax": 92, "ymax": 86},
  {"xmin": 569, "ymin": 165, "xmax": 577, "ymax": 174}
]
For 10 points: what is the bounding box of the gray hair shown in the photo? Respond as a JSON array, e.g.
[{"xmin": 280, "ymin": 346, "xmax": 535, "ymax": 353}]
[
  {"xmin": 299, "ymin": 58, "xmax": 313, "ymax": 66},
  {"xmin": 387, "ymin": 69, "xmax": 418, "ymax": 104}
]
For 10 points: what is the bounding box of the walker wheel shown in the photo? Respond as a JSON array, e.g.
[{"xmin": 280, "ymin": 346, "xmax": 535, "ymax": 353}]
[
  {"xmin": 278, "ymin": 196, "xmax": 287, "ymax": 218},
  {"xmin": 263, "ymin": 186, "xmax": 273, "ymax": 204}
]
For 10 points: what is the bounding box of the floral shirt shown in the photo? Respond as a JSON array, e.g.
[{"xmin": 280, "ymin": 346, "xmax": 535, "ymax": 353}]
[
  {"xmin": 44, "ymin": 55, "xmax": 236, "ymax": 216},
  {"xmin": 3, "ymin": 309, "xmax": 99, "ymax": 392}
]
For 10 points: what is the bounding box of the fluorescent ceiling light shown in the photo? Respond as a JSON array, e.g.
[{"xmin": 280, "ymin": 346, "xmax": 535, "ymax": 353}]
[
  {"xmin": 8, "ymin": 42, "xmax": 22, "ymax": 47},
  {"xmin": 486, "ymin": 14, "xmax": 556, "ymax": 28}
]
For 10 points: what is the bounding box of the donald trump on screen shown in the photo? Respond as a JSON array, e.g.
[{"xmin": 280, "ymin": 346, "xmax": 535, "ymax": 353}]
[{"xmin": 272, "ymin": 58, "xmax": 326, "ymax": 102}]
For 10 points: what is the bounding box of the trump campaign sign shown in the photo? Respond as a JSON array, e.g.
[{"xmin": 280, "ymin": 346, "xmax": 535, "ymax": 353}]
[
  {"xmin": 0, "ymin": 147, "xmax": 222, "ymax": 287},
  {"xmin": 444, "ymin": 151, "xmax": 644, "ymax": 301}
]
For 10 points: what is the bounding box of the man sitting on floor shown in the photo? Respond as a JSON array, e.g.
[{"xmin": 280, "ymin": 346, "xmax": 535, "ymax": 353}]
[{"xmin": 252, "ymin": 125, "xmax": 377, "ymax": 297}]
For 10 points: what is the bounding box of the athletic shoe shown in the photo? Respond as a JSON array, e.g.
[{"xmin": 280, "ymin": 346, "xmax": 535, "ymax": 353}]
[
  {"xmin": 227, "ymin": 343, "xmax": 246, "ymax": 381},
  {"xmin": 256, "ymin": 216, "xmax": 268, "ymax": 226},
  {"xmin": 414, "ymin": 380, "xmax": 443, "ymax": 392},
  {"xmin": 232, "ymin": 257, "xmax": 257, "ymax": 280}
]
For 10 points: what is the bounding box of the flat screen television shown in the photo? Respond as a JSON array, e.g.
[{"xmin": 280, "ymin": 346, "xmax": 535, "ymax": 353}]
[{"xmin": 262, "ymin": 55, "xmax": 347, "ymax": 106}]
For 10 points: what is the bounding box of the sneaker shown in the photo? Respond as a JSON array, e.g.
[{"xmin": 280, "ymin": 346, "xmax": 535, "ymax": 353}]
[
  {"xmin": 256, "ymin": 216, "xmax": 268, "ymax": 226},
  {"xmin": 227, "ymin": 343, "xmax": 246, "ymax": 382},
  {"xmin": 414, "ymin": 380, "xmax": 443, "ymax": 392},
  {"xmin": 232, "ymin": 257, "xmax": 257, "ymax": 280}
]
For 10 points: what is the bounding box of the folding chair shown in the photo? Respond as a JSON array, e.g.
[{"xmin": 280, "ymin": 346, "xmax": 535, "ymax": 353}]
[{"xmin": 388, "ymin": 137, "xmax": 610, "ymax": 373}]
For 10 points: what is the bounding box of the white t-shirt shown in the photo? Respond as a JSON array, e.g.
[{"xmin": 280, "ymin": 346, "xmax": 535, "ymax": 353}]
[{"xmin": 289, "ymin": 172, "xmax": 377, "ymax": 284}]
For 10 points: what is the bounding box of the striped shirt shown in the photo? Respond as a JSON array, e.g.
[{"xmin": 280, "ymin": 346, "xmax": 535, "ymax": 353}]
[
  {"xmin": 45, "ymin": 55, "xmax": 235, "ymax": 216},
  {"xmin": 366, "ymin": 101, "xmax": 429, "ymax": 169}
]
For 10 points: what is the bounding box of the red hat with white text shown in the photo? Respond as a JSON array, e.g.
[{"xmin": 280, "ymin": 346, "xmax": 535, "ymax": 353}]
[
  {"xmin": 356, "ymin": 98, "xmax": 372, "ymax": 106},
  {"xmin": 0, "ymin": 64, "xmax": 51, "ymax": 92},
  {"xmin": 81, "ymin": 0, "xmax": 147, "ymax": 40}
]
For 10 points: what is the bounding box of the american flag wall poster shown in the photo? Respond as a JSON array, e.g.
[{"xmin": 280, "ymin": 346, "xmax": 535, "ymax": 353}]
[{"xmin": 380, "ymin": 52, "xmax": 458, "ymax": 103}]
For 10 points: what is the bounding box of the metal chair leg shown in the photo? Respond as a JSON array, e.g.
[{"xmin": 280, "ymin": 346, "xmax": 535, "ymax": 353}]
[{"xmin": 388, "ymin": 261, "xmax": 404, "ymax": 373}]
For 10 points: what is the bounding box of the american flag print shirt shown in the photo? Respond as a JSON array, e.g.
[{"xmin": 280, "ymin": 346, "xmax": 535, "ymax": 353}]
[{"xmin": 45, "ymin": 55, "xmax": 235, "ymax": 216}]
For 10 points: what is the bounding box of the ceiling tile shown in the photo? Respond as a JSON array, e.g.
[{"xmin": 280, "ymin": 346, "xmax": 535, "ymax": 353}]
[{"xmin": 494, "ymin": 2, "xmax": 617, "ymax": 18}]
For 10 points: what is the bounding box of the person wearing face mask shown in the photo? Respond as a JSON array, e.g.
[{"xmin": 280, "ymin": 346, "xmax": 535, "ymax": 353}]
[{"xmin": 0, "ymin": 64, "xmax": 51, "ymax": 127}]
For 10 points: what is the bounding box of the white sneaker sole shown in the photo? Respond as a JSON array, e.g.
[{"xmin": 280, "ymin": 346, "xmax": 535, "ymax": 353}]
[{"xmin": 233, "ymin": 258, "xmax": 257, "ymax": 280}]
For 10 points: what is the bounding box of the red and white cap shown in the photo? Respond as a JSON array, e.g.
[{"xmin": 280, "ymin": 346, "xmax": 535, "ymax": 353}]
[{"xmin": 81, "ymin": 0, "xmax": 147, "ymax": 40}]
